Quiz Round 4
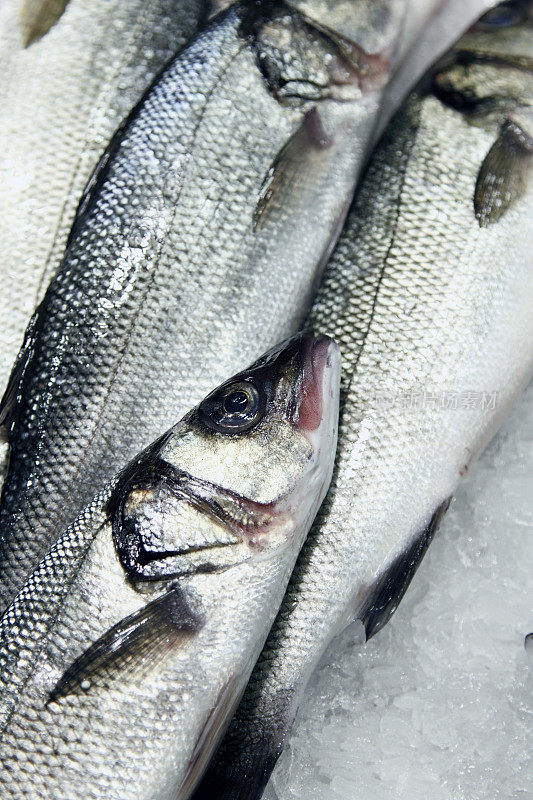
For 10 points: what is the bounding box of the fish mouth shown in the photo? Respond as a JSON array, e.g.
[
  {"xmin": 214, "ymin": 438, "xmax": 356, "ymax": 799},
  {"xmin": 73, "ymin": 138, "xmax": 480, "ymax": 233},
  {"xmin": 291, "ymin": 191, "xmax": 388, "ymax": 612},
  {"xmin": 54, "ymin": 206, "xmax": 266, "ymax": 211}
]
[
  {"xmin": 293, "ymin": 331, "xmax": 339, "ymax": 434},
  {"xmin": 247, "ymin": 330, "xmax": 340, "ymax": 437},
  {"xmin": 282, "ymin": 330, "xmax": 340, "ymax": 534}
]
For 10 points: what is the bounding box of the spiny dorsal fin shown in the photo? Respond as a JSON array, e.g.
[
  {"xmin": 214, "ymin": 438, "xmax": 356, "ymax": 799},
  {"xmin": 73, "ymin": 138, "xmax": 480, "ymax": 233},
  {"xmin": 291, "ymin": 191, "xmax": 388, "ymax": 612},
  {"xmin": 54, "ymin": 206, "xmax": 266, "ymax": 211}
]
[
  {"xmin": 475, "ymin": 110, "xmax": 533, "ymax": 227},
  {"xmin": 48, "ymin": 586, "xmax": 203, "ymax": 702}
]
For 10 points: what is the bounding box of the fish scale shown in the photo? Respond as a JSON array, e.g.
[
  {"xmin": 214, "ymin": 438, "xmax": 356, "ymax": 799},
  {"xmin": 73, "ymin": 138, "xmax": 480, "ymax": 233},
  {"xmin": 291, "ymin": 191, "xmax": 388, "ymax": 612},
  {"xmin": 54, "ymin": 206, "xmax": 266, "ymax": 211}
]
[{"xmin": 194, "ymin": 4, "xmax": 533, "ymax": 797}]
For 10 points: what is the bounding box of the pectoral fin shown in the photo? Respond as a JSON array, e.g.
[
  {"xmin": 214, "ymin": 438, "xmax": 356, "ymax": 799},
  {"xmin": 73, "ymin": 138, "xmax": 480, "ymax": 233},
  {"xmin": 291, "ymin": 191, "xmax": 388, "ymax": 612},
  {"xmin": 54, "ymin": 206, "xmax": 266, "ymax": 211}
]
[
  {"xmin": 475, "ymin": 113, "xmax": 533, "ymax": 227},
  {"xmin": 20, "ymin": 0, "xmax": 69, "ymax": 47},
  {"xmin": 48, "ymin": 586, "xmax": 203, "ymax": 702},
  {"xmin": 253, "ymin": 108, "xmax": 333, "ymax": 232}
]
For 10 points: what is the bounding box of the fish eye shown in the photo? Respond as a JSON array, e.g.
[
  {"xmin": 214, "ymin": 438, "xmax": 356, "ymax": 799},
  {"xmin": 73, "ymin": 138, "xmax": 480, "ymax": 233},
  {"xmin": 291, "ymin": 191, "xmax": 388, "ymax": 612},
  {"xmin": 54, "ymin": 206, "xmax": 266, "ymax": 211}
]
[
  {"xmin": 199, "ymin": 380, "xmax": 265, "ymax": 433},
  {"xmin": 476, "ymin": 3, "xmax": 523, "ymax": 29},
  {"xmin": 223, "ymin": 389, "xmax": 250, "ymax": 414}
]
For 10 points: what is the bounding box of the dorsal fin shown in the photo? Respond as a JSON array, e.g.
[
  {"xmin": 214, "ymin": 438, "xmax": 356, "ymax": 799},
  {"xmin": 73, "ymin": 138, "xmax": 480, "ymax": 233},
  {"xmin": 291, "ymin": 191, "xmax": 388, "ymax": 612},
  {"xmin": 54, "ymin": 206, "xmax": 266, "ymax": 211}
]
[
  {"xmin": 360, "ymin": 498, "xmax": 451, "ymax": 640},
  {"xmin": 48, "ymin": 586, "xmax": 203, "ymax": 702},
  {"xmin": 0, "ymin": 310, "xmax": 40, "ymax": 442}
]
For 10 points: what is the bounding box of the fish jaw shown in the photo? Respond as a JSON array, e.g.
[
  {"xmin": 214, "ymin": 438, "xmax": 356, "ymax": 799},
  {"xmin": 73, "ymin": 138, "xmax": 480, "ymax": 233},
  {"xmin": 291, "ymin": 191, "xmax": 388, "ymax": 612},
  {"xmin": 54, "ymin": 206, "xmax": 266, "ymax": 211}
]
[{"xmin": 288, "ymin": 332, "xmax": 341, "ymax": 528}]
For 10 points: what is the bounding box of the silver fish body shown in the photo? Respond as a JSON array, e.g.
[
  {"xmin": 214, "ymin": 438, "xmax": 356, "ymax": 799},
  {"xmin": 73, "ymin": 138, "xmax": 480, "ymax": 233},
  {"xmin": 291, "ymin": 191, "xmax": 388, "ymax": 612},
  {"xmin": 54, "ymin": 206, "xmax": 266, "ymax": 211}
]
[
  {"xmin": 195, "ymin": 4, "xmax": 533, "ymax": 797},
  {"xmin": 0, "ymin": 332, "xmax": 340, "ymax": 800},
  {"xmin": 0, "ymin": 0, "xmax": 208, "ymax": 394},
  {"xmin": 0, "ymin": 0, "xmax": 407, "ymax": 611}
]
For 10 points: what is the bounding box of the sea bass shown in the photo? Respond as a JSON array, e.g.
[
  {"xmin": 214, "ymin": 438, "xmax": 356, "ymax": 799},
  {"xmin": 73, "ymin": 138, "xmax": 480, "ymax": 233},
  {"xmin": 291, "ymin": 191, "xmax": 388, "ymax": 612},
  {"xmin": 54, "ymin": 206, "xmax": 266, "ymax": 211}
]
[
  {"xmin": 379, "ymin": 0, "xmax": 503, "ymax": 132},
  {"xmin": 194, "ymin": 4, "xmax": 533, "ymax": 797},
  {"xmin": 0, "ymin": 332, "xmax": 340, "ymax": 800},
  {"xmin": 0, "ymin": 0, "xmax": 407, "ymax": 612},
  {"xmin": 0, "ymin": 0, "xmax": 208, "ymax": 394}
]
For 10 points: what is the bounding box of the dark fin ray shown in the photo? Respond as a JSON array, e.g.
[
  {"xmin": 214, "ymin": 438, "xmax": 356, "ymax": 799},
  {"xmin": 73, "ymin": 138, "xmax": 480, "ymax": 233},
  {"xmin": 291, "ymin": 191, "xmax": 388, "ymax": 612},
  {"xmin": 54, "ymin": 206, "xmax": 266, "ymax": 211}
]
[
  {"xmin": 253, "ymin": 107, "xmax": 332, "ymax": 232},
  {"xmin": 0, "ymin": 310, "xmax": 39, "ymax": 442},
  {"xmin": 475, "ymin": 115, "xmax": 533, "ymax": 227},
  {"xmin": 177, "ymin": 675, "xmax": 244, "ymax": 800},
  {"xmin": 48, "ymin": 587, "xmax": 203, "ymax": 702},
  {"xmin": 20, "ymin": 0, "xmax": 70, "ymax": 47},
  {"xmin": 360, "ymin": 498, "xmax": 452, "ymax": 640}
]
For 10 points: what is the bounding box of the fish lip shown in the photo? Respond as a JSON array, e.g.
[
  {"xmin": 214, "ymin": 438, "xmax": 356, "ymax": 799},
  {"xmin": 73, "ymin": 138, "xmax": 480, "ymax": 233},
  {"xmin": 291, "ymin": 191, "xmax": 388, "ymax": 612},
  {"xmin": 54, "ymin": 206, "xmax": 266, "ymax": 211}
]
[
  {"xmin": 278, "ymin": 330, "xmax": 340, "ymax": 538},
  {"xmin": 291, "ymin": 330, "xmax": 340, "ymax": 435}
]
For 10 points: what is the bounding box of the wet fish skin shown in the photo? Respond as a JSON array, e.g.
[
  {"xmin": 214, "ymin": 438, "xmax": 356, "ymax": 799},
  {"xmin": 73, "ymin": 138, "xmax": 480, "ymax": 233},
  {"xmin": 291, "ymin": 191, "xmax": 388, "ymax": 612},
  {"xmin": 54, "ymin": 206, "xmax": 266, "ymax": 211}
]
[
  {"xmin": 194, "ymin": 5, "xmax": 533, "ymax": 797},
  {"xmin": 0, "ymin": 0, "xmax": 208, "ymax": 397},
  {"xmin": 0, "ymin": 0, "xmax": 406, "ymax": 612},
  {"xmin": 0, "ymin": 332, "xmax": 340, "ymax": 800}
]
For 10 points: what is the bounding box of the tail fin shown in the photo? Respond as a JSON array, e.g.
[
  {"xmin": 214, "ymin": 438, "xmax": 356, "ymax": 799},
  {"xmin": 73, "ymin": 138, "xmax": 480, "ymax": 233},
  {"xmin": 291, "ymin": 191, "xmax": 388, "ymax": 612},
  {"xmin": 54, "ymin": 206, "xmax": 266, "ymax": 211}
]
[{"xmin": 191, "ymin": 691, "xmax": 294, "ymax": 800}]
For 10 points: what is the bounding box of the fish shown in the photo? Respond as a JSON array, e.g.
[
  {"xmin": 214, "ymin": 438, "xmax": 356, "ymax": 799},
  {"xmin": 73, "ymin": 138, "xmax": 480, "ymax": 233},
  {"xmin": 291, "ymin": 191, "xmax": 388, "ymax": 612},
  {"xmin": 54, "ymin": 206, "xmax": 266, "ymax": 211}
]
[
  {"xmin": 378, "ymin": 0, "xmax": 503, "ymax": 133},
  {"xmin": 0, "ymin": 0, "xmax": 408, "ymax": 612},
  {"xmin": 0, "ymin": 0, "xmax": 209, "ymax": 397},
  {"xmin": 193, "ymin": 3, "xmax": 533, "ymax": 798},
  {"xmin": 0, "ymin": 331, "xmax": 341, "ymax": 800}
]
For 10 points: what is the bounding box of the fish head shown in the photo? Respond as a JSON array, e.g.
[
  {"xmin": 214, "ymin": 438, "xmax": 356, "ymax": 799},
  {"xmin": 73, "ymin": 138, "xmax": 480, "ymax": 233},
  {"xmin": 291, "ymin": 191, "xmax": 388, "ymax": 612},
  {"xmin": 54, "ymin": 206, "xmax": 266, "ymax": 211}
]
[
  {"xmin": 285, "ymin": 0, "xmax": 406, "ymax": 57},
  {"xmin": 110, "ymin": 332, "xmax": 340, "ymax": 582},
  {"xmin": 251, "ymin": 0, "xmax": 407, "ymax": 103},
  {"xmin": 431, "ymin": 1, "xmax": 533, "ymax": 120}
]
